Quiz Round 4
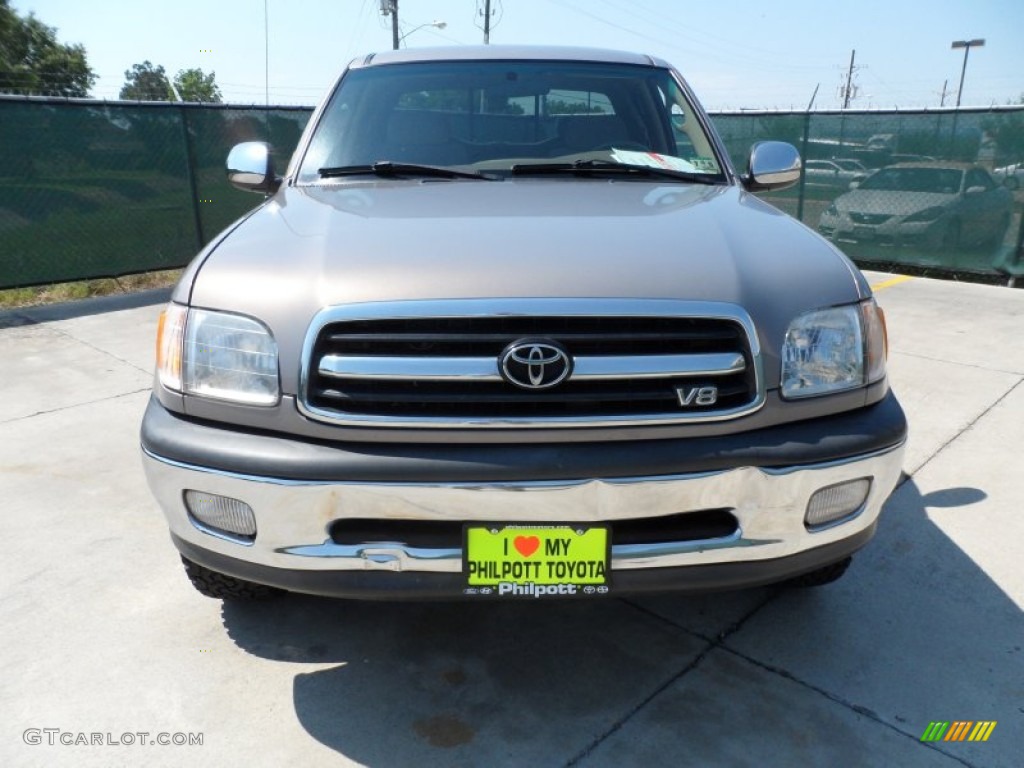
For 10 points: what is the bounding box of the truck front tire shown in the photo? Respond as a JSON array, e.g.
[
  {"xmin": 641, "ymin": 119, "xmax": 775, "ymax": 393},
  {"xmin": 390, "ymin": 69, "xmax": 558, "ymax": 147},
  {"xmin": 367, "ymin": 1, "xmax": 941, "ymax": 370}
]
[
  {"xmin": 785, "ymin": 556, "xmax": 852, "ymax": 588},
  {"xmin": 180, "ymin": 556, "xmax": 283, "ymax": 601}
]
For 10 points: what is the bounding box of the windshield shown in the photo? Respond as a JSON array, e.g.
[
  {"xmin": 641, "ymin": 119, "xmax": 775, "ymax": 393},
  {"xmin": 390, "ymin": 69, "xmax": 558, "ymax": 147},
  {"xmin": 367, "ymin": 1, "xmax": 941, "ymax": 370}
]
[
  {"xmin": 297, "ymin": 60, "xmax": 724, "ymax": 182},
  {"xmin": 859, "ymin": 167, "xmax": 964, "ymax": 193}
]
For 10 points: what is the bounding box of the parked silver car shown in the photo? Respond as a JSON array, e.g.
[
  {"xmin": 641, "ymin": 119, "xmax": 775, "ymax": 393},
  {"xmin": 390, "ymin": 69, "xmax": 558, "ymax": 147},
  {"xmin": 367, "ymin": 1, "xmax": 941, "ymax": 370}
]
[
  {"xmin": 802, "ymin": 159, "xmax": 866, "ymax": 192},
  {"xmin": 818, "ymin": 162, "xmax": 1013, "ymax": 249},
  {"xmin": 830, "ymin": 158, "xmax": 869, "ymax": 174},
  {"xmin": 141, "ymin": 46, "xmax": 906, "ymax": 602}
]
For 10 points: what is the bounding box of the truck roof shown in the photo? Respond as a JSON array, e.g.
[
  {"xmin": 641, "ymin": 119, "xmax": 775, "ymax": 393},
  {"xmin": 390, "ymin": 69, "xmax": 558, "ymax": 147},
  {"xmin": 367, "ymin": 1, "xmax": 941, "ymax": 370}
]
[{"xmin": 351, "ymin": 45, "xmax": 668, "ymax": 69}]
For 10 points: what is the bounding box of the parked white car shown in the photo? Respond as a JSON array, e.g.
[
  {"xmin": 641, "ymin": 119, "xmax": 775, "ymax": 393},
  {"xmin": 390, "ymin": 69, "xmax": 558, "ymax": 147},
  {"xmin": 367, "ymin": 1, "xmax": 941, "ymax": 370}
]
[
  {"xmin": 993, "ymin": 162, "xmax": 1024, "ymax": 190},
  {"xmin": 818, "ymin": 163, "xmax": 1013, "ymax": 249}
]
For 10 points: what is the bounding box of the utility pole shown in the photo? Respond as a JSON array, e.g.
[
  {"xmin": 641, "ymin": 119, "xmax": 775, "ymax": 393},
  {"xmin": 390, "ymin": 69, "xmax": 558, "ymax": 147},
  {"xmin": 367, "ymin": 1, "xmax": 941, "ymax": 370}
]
[
  {"xmin": 842, "ymin": 49, "xmax": 856, "ymax": 109},
  {"xmin": 268, "ymin": 0, "xmax": 272, "ymax": 108},
  {"xmin": 483, "ymin": 0, "xmax": 491, "ymax": 44},
  {"xmin": 807, "ymin": 83, "xmax": 820, "ymax": 111},
  {"xmin": 381, "ymin": 0, "xmax": 399, "ymax": 50}
]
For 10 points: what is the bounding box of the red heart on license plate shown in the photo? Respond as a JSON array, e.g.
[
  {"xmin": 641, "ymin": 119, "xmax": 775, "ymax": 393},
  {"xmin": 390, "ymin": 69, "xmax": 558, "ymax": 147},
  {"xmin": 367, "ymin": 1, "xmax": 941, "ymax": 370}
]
[{"xmin": 514, "ymin": 535, "xmax": 540, "ymax": 558}]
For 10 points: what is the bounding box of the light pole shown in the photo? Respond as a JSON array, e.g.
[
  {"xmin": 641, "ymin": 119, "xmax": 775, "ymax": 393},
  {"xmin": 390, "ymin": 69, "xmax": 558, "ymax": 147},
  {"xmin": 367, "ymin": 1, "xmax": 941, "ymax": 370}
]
[
  {"xmin": 951, "ymin": 38, "xmax": 985, "ymax": 108},
  {"xmin": 399, "ymin": 20, "xmax": 446, "ymax": 47}
]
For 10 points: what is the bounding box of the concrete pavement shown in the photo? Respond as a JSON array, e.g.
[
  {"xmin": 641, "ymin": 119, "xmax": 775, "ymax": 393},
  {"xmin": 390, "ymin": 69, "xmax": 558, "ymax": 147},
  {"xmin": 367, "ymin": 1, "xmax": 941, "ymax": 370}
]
[{"xmin": 0, "ymin": 274, "xmax": 1020, "ymax": 767}]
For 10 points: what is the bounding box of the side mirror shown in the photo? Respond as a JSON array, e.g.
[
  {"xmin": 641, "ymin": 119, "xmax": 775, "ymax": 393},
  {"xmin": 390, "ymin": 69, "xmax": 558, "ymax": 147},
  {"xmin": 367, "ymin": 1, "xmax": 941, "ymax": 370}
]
[
  {"xmin": 227, "ymin": 142, "xmax": 281, "ymax": 194},
  {"xmin": 670, "ymin": 103, "xmax": 686, "ymax": 133},
  {"xmin": 848, "ymin": 180, "xmax": 861, "ymax": 190},
  {"xmin": 743, "ymin": 141, "xmax": 801, "ymax": 191},
  {"xmin": 965, "ymin": 185, "xmax": 986, "ymax": 196}
]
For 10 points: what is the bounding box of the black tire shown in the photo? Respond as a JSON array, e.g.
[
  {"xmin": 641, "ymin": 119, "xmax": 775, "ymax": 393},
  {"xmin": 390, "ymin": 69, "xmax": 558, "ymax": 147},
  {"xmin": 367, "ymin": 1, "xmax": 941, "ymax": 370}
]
[
  {"xmin": 785, "ymin": 556, "xmax": 852, "ymax": 588},
  {"xmin": 180, "ymin": 556, "xmax": 284, "ymax": 600}
]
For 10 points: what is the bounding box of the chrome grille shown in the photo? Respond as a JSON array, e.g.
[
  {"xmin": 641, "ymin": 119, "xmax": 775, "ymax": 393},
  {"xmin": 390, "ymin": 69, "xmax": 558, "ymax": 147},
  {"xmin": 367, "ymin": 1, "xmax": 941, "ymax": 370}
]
[
  {"xmin": 299, "ymin": 300, "xmax": 764, "ymax": 428},
  {"xmin": 849, "ymin": 212, "xmax": 892, "ymax": 225}
]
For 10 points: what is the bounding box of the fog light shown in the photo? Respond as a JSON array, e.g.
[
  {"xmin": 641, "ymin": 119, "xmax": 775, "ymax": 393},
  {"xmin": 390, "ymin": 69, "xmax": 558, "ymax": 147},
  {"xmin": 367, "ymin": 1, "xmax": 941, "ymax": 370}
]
[
  {"xmin": 805, "ymin": 478, "xmax": 871, "ymax": 530},
  {"xmin": 184, "ymin": 490, "xmax": 256, "ymax": 541}
]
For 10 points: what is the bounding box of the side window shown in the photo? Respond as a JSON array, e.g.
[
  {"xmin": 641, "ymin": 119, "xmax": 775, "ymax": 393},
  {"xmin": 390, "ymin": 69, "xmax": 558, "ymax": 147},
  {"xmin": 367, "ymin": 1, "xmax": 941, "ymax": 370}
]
[
  {"xmin": 505, "ymin": 96, "xmax": 537, "ymax": 116},
  {"xmin": 545, "ymin": 90, "xmax": 614, "ymax": 115},
  {"xmin": 966, "ymin": 168, "xmax": 994, "ymax": 190},
  {"xmin": 397, "ymin": 89, "xmax": 470, "ymax": 113},
  {"xmin": 670, "ymin": 104, "xmax": 691, "ymax": 151},
  {"xmin": 659, "ymin": 80, "xmax": 718, "ymax": 172}
]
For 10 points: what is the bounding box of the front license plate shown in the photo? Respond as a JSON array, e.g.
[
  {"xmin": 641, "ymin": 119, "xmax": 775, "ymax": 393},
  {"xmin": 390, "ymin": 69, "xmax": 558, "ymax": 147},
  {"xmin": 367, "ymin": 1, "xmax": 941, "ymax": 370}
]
[{"xmin": 463, "ymin": 525, "xmax": 610, "ymax": 598}]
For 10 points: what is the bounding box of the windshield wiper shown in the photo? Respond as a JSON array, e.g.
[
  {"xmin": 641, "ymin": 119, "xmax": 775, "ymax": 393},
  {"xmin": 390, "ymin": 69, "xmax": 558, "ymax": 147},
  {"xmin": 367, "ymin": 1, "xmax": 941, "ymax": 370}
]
[
  {"xmin": 319, "ymin": 161, "xmax": 497, "ymax": 180},
  {"xmin": 510, "ymin": 159, "xmax": 721, "ymax": 184}
]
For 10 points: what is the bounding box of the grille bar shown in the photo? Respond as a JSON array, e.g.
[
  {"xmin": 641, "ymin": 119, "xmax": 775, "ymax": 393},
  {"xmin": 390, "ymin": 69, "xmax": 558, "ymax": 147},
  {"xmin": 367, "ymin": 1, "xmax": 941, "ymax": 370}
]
[
  {"xmin": 320, "ymin": 352, "xmax": 745, "ymax": 381},
  {"xmin": 317, "ymin": 381, "xmax": 750, "ymax": 406}
]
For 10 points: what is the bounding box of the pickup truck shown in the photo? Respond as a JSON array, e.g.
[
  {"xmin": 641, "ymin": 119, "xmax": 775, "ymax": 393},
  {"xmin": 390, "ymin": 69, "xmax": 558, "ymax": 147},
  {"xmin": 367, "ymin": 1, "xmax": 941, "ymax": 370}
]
[{"xmin": 141, "ymin": 46, "xmax": 907, "ymax": 601}]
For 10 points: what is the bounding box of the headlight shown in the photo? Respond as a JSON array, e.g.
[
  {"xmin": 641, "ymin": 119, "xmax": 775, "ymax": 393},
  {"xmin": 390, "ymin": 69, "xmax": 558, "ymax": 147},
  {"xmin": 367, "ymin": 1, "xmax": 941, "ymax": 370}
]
[
  {"xmin": 904, "ymin": 206, "xmax": 946, "ymax": 223},
  {"xmin": 781, "ymin": 301, "xmax": 887, "ymax": 399},
  {"xmin": 156, "ymin": 304, "xmax": 186, "ymax": 392},
  {"xmin": 156, "ymin": 304, "xmax": 280, "ymax": 405}
]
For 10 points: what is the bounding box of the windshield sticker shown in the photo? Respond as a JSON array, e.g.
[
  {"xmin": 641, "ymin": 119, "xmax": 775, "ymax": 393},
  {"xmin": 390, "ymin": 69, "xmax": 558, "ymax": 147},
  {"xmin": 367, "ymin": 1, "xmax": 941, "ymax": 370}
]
[
  {"xmin": 611, "ymin": 150, "xmax": 699, "ymax": 172},
  {"xmin": 690, "ymin": 156, "xmax": 719, "ymax": 172}
]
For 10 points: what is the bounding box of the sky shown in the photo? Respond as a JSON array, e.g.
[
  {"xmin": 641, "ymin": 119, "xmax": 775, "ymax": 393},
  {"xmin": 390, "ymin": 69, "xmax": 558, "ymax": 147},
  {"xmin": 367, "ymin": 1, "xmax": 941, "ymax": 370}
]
[{"xmin": 12, "ymin": 0, "xmax": 1024, "ymax": 111}]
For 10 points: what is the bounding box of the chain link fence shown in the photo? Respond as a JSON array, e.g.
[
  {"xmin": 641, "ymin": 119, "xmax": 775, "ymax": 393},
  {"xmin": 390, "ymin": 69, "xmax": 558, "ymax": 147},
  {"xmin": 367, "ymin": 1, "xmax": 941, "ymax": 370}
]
[
  {"xmin": 715, "ymin": 107, "xmax": 1024, "ymax": 279},
  {"xmin": 2, "ymin": 97, "xmax": 1022, "ymax": 289}
]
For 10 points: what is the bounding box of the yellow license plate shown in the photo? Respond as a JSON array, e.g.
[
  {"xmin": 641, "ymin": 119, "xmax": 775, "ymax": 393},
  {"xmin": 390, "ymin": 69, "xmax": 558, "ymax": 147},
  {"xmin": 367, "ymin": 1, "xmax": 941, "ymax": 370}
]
[{"xmin": 464, "ymin": 525, "xmax": 610, "ymax": 597}]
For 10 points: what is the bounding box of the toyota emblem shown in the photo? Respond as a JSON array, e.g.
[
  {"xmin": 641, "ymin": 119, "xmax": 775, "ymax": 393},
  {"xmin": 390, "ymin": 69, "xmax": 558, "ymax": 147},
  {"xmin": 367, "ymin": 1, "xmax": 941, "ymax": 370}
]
[{"xmin": 499, "ymin": 339, "xmax": 572, "ymax": 390}]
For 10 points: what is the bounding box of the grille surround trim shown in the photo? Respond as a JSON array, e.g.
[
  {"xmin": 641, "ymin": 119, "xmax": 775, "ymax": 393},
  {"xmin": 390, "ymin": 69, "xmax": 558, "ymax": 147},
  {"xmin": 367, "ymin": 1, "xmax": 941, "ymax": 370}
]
[{"xmin": 297, "ymin": 299, "xmax": 765, "ymax": 429}]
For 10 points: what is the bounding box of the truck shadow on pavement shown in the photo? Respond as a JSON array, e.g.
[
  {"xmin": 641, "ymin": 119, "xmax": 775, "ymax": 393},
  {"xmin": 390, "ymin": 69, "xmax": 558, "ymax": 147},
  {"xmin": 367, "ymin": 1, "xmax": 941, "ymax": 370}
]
[{"xmin": 219, "ymin": 478, "xmax": 1023, "ymax": 767}]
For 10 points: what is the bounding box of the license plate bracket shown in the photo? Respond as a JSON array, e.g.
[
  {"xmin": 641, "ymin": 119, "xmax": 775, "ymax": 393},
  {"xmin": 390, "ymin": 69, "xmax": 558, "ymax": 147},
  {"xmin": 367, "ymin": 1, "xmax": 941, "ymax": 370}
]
[{"xmin": 462, "ymin": 524, "xmax": 610, "ymax": 598}]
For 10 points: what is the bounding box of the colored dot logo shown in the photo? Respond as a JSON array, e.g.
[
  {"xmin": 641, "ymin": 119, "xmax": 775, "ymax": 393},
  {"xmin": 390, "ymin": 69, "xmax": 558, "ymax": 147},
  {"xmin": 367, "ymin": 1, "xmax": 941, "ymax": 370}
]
[{"xmin": 199, "ymin": 49, "xmax": 213, "ymax": 52}]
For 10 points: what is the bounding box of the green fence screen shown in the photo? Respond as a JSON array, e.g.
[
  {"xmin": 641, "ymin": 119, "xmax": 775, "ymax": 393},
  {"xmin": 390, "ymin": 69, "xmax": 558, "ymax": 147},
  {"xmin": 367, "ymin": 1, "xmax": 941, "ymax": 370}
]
[
  {"xmin": 1, "ymin": 97, "xmax": 1022, "ymax": 289},
  {"xmin": 0, "ymin": 97, "xmax": 310, "ymax": 289},
  {"xmin": 715, "ymin": 107, "xmax": 1024, "ymax": 278}
]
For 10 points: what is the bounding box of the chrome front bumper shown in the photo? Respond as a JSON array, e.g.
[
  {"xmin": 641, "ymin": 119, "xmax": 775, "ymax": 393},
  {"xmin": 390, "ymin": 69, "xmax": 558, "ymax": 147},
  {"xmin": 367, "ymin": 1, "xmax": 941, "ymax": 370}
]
[{"xmin": 142, "ymin": 441, "xmax": 905, "ymax": 581}]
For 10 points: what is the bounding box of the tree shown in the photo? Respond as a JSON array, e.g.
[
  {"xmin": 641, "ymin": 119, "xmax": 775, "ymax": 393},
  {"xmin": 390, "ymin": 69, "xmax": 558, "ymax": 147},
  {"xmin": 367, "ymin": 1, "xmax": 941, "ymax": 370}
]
[
  {"xmin": 982, "ymin": 105, "xmax": 1024, "ymax": 167},
  {"xmin": 0, "ymin": 0, "xmax": 95, "ymax": 97},
  {"xmin": 119, "ymin": 60, "xmax": 172, "ymax": 101},
  {"xmin": 173, "ymin": 68, "xmax": 221, "ymax": 103}
]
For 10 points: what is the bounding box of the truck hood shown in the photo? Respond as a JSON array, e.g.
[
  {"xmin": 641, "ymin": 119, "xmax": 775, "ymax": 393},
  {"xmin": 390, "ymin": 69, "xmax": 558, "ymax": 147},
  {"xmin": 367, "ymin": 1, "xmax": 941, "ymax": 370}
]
[{"xmin": 187, "ymin": 179, "xmax": 866, "ymax": 392}]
